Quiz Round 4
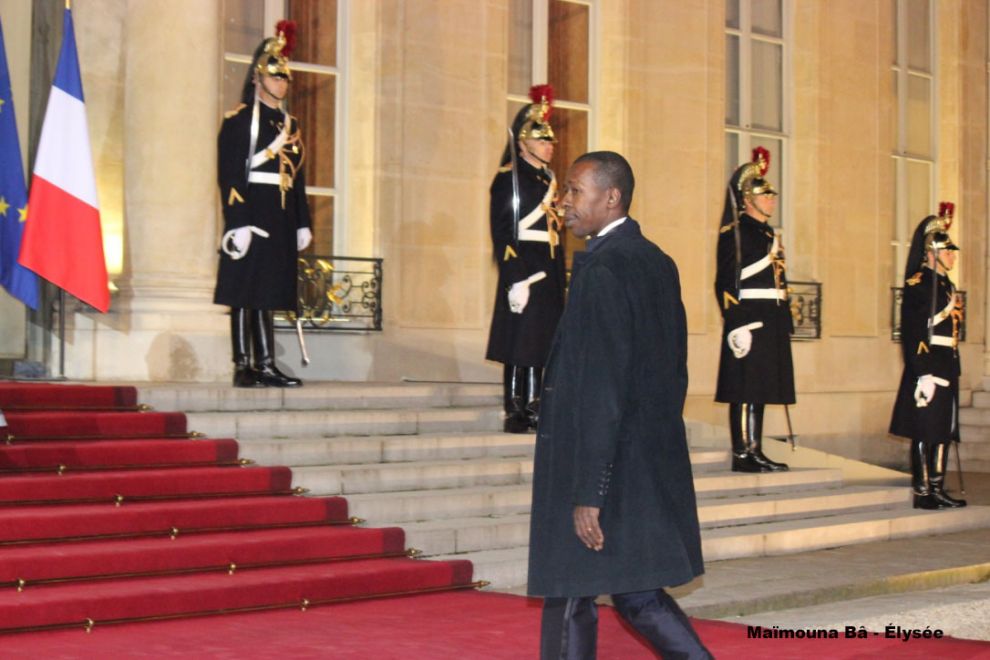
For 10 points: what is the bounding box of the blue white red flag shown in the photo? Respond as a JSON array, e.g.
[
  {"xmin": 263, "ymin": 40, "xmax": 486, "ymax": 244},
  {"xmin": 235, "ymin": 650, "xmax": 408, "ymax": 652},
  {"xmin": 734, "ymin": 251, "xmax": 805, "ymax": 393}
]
[{"xmin": 19, "ymin": 6, "xmax": 109, "ymax": 312}]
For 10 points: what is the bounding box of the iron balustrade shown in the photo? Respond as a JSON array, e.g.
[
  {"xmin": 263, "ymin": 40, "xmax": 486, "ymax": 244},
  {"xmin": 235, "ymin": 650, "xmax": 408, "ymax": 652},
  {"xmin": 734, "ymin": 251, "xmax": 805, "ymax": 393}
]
[
  {"xmin": 787, "ymin": 281, "xmax": 822, "ymax": 341},
  {"xmin": 275, "ymin": 255, "xmax": 383, "ymax": 332}
]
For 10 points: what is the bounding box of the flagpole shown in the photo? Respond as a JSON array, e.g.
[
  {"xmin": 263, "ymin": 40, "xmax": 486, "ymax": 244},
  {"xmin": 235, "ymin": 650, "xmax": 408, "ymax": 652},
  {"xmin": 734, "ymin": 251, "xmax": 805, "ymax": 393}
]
[{"xmin": 58, "ymin": 288, "xmax": 65, "ymax": 378}]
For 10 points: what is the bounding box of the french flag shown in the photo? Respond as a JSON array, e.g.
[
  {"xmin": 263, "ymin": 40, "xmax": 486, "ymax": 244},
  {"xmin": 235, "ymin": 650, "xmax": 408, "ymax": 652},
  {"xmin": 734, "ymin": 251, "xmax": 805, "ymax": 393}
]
[{"xmin": 19, "ymin": 6, "xmax": 108, "ymax": 313}]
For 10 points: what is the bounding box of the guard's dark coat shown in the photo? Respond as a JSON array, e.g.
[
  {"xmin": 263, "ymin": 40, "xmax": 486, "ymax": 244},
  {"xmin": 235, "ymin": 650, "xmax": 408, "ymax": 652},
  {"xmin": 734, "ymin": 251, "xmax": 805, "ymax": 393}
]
[
  {"xmin": 485, "ymin": 158, "xmax": 566, "ymax": 367},
  {"xmin": 889, "ymin": 268, "xmax": 962, "ymax": 444},
  {"xmin": 527, "ymin": 219, "xmax": 704, "ymax": 598},
  {"xmin": 213, "ymin": 103, "xmax": 311, "ymax": 311},
  {"xmin": 714, "ymin": 213, "xmax": 795, "ymax": 404}
]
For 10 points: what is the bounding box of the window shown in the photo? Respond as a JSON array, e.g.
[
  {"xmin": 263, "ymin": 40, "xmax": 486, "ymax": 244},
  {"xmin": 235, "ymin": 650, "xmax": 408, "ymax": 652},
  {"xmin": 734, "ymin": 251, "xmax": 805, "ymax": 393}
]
[
  {"xmin": 725, "ymin": 0, "xmax": 789, "ymax": 229},
  {"xmin": 508, "ymin": 0, "xmax": 596, "ymax": 265},
  {"xmin": 221, "ymin": 0, "xmax": 344, "ymax": 255},
  {"xmin": 891, "ymin": 0, "xmax": 934, "ymax": 285}
]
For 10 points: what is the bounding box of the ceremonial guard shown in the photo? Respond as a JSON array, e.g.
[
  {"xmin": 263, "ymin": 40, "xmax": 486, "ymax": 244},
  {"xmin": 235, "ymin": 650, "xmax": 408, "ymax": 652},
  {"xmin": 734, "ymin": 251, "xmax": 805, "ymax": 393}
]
[
  {"xmin": 485, "ymin": 85, "xmax": 566, "ymax": 433},
  {"xmin": 714, "ymin": 148, "xmax": 794, "ymax": 472},
  {"xmin": 889, "ymin": 203, "xmax": 966, "ymax": 509},
  {"xmin": 214, "ymin": 21, "xmax": 312, "ymax": 388}
]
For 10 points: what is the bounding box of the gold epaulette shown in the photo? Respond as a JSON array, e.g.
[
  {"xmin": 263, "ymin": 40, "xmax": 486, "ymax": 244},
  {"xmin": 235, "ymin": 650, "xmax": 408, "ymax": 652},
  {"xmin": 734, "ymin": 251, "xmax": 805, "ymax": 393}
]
[
  {"xmin": 224, "ymin": 103, "xmax": 247, "ymax": 119},
  {"xmin": 498, "ymin": 165, "xmax": 513, "ymax": 173},
  {"xmin": 719, "ymin": 222, "xmax": 737, "ymax": 234},
  {"xmin": 906, "ymin": 272, "xmax": 923, "ymax": 286}
]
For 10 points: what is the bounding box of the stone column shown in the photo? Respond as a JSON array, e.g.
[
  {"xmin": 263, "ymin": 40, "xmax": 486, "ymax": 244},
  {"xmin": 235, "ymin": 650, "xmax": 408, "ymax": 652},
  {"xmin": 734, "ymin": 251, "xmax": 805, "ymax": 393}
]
[{"xmin": 62, "ymin": 0, "xmax": 229, "ymax": 381}]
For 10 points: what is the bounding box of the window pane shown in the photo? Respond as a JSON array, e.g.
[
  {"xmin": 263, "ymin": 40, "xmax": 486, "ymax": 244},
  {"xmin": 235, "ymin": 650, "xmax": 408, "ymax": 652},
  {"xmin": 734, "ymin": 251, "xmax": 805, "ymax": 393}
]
[
  {"xmin": 290, "ymin": 71, "xmax": 336, "ymax": 190},
  {"xmin": 750, "ymin": 40, "xmax": 782, "ymax": 131},
  {"xmin": 906, "ymin": 0, "xmax": 930, "ymax": 72},
  {"xmin": 725, "ymin": 131, "xmax": 740, "ymax": 183},
  {"xmin": 751, "ymin": 136, "xmax": 783, "ymax": 227},
  {"xmin": 548, "ymin": 0, "xmax": 589, "ymax": 103},
  {"xmin": 751, "ymin": 0, "xmax": 782, "ymax": 37},
  {"xmin": 726, "ymin": 0, "xmax": 740, "ymax": 29},
  {"xmin": 222, "ymin": 0, "xmax": 264, "ymax": 55},
  {"xmin": 288, "ymin": 0, "xmax": 338, "ymax": 67},
  {"xmin": 906, "ymin": 160, "xmax": 932, "ymax": 230},
  {"xmin": 222, "ymin": 60, "xmax": 250, "ymax": 116},
  {"xmin": 304, "ymin": 194, "xmax": 334, "ymax": 255},
  {"xmin": 906, "ymin": 74, "xmax": 931, "ymax": 156},
  {"xmin": 726, "ymin": 35, "xmax": 740, "ymax": 125},
  {"xmin": 509, "ymin": 0, "xmax": 533, "ymax": 96}
]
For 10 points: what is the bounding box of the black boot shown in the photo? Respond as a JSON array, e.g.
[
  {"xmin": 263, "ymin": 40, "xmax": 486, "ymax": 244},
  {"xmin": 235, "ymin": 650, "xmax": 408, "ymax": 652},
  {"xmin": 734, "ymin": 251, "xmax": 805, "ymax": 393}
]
[
  {"xmin": 524, "ymin": 367, "xmax": 542, "ymax": 431},
  {"xmin": 730, "ymin": 404, "xmax": 770, "ymax": 473},
  {"xmin": 748, "ymin": 404, "xmax": 789, "ymax": 472},
  {"xmin": 929, "ymin": 443, "xmax": 966, "ymax": 508},
  {"xmin": 231, "ymin": 308, "xmax": 264, "ymax": 388},
  {"xmin": 250, "ymin": 309, "xmax": 302, "ymax": 388},
  {"xmin": 502, "ymin": 365, "xmax": 530, "ymax": 433},
  {"xmin": 911, "ymin": 439, "xmax": 940, "ymax": 509}
]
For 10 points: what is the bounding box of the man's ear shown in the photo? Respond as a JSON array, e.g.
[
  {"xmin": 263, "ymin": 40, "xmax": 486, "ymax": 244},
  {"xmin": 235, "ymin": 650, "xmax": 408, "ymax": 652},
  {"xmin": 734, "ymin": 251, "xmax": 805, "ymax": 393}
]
[{"xmin": 607, "ymin": 188, "xmax": 621, "ymax": 209}]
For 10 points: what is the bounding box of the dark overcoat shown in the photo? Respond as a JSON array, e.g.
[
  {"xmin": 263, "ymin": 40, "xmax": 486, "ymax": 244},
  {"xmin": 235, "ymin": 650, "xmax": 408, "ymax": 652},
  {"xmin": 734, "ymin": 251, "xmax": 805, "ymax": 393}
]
[
  {"xmin": 485, "ymin": 158, "xmax": 566, "ymax": 367},
  {"xmin": 213, "ymin": 102, "xmax": 311, "ymax": 311},
  {"xmin": 527, "ymin": 219, "xmax": 704, "ymax": 598},
  {"xmin": 714, "ymin": 213, "xmax": 795, "ymax": 404},
  {"xmin": 889, "ymin": 268, "xmax": 961, "ymax": 445}
]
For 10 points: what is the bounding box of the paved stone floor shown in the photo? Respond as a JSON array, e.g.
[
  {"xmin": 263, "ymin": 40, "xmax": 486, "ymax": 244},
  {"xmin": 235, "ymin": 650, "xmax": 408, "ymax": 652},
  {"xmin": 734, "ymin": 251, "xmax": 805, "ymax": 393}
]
[{"xmin": 716, "ymin": 470, "xmax": 990, "ymax": 642}]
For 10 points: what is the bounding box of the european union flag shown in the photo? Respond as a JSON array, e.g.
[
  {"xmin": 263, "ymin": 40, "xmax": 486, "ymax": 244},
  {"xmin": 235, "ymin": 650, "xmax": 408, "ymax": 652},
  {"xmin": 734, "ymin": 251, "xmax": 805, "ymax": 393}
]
[{"xmin": 0, "ymin": 17, "xmax": 38, "ymax": 309}]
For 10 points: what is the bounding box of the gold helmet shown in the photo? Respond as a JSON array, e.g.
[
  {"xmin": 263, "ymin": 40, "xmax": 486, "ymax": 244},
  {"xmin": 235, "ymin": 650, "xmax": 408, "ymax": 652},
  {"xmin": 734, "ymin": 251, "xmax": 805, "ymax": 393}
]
[{"xmin": 254, "ymin": 20, "xmax": 296, "ymax": 81}]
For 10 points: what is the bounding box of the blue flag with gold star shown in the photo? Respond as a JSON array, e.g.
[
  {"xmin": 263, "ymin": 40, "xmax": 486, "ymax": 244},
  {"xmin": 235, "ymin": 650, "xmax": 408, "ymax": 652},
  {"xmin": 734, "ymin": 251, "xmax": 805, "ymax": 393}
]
[{"xmin": 0, "ymin": 17, "xmax": 38, "ymax": 309}]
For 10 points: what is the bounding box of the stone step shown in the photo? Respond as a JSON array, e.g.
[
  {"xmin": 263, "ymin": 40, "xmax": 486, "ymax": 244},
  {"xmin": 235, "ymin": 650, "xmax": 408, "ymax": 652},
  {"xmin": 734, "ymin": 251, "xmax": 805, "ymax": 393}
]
[
  {"xmin": 454, "ymin": 505, "xmax": 990, "ymax": 590},
  {"xmin": 971, "ymin": 391, "xmax": 990, "ymax": 409},
  {"xmin": 235, "ymin": 432, "xmax": 536, "ymax": 466},
  {"xmin": 389, "ymin": 485, "xmax": 909, "ymax": 558},
  {"xmin": 959, "ymin": 424, "xmax": 990, "ymax": 443},
  {"xmin": 959, "ymin": 407, "xmax": 990, "ymax": 427},
  {"xmin": 331, "ymin": 468, "xmax": 843, "ymax": 526},
  {"xmin": 296, "ymin": 459, "xmax": 838, "ymax": 502},
  {"xmin": 185, "ymin": 406, "xmax": 503, "ymax": 439},
  {"xmin": 136, "ymin": 381, "xmax": 501, "ymax": 413},
  {"xmin": 294, "ymin": 456, "xmax": 535, "ymax": 495}
]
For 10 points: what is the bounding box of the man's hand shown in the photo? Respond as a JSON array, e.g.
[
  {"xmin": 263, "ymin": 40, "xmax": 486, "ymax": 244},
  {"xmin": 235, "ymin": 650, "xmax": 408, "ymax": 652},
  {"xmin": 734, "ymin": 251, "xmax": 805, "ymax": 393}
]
[
  {"xmin": 507, "ymin": 281, "xmax": 531, "ymax": 314},
  {"xmin": 573, "ymin": 505, "xmax": 603, "ymax": 551},
  {"xmin": 727, "ymin": 321, "xmax": 764, "ymax": 359},
  {"xmin": 915, "ymin": 374, "xmax": 936, "ymax": 407}
]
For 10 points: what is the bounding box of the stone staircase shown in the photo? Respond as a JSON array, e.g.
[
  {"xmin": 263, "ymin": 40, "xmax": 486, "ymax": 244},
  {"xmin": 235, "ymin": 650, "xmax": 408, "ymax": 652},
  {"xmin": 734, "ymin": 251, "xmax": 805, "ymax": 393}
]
[
  {"xmin": 960, "ymin": 376, "xmax": 990, "ymax": 473},
  {"xmin": 137, "ymin": 382, "xmax": 990, "ymax": 591}
]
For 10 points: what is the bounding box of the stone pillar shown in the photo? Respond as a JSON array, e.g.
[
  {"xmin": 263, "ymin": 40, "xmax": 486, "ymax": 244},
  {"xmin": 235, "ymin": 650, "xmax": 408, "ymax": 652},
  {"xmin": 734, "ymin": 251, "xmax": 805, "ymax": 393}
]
[{"xmin": 61, "ymin": 0, "xmax": 229, "ymax": 381}]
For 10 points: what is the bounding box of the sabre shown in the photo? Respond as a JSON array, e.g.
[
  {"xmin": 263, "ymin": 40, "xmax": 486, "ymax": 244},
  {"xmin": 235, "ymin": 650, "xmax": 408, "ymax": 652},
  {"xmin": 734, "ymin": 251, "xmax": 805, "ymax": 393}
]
[
  {"xmin": 295, "ymin": 318, "xmax": 311, "ymax": 366},
  {"xmin": 783, "ymin": 404, "xmax": 796, "ymax": 451},
  {"xmin": 508, "ymin": 128, "xmax": 520, "ymax": 245}
]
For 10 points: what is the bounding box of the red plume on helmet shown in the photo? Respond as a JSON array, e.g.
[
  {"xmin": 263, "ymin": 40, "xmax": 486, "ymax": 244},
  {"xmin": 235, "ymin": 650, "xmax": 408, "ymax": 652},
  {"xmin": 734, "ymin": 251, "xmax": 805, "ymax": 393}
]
[
  {"xmin": 529, "ymin": 84, "xmax": 554, "ymax": 119},
  {"xmin": 938, "ymin": 201, "xmax": 955, "ymax": 229},
  {"xmin": 752, "ymin": 147, "xmax": 771, "ymax": 176},
  {"xmin": 275, "ymin": 20, "xmax": 297, "ymax": 58}
]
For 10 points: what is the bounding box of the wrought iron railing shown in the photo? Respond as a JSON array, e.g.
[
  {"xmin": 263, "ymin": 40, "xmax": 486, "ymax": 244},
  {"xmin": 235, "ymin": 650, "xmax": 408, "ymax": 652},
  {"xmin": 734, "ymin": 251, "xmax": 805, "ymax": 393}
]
[
  {"xmin": 788, "ymin": 281, "xmax": 822, "ymax": 341},
  {"xmin": 891, "ymin": 287, "xmax": 966, "ymax": 342},
  {"xmin": 275, "ymin": 255, "xmax": 383, "ymax": 332}
]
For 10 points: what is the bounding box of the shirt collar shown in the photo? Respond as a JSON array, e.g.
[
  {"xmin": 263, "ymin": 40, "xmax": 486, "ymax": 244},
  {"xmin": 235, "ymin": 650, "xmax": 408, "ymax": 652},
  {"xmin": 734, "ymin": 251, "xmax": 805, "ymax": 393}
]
[{"xmin": 595, "ymin": 216, "xmax": 628, "ymax": 239}]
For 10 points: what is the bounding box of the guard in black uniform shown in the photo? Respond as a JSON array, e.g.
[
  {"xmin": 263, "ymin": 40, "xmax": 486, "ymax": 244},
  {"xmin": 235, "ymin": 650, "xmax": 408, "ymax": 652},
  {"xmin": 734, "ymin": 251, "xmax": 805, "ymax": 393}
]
[
  {"xmin": 714, "ymin": 148, "xmax": 793, "ymax": 472},
  {"xmin": 485, "ymin": 85, "xmax": 566, "ymax": 432},
  {"xmin": 889, "ymin": 203, "xmax": 966, "ymax": 509},
  {"xmin": 214, "ymin": 20, "xmax": 312, "ymax": 388}
]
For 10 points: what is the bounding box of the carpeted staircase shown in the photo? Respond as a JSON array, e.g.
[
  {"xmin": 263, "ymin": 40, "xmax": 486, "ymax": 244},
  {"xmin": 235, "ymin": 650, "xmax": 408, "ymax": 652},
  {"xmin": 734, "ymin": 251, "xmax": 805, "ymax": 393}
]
[{"xmin": 0, "ymin": 382, "xmax": 476, "ymax": 635}]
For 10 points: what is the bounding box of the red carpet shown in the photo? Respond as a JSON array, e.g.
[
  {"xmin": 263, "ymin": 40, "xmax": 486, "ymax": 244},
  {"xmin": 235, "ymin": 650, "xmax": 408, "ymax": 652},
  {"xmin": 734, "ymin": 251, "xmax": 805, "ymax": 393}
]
[
  {"xmin": 0, "ymin": 382, "xmax": 478, "ymax": 635},
  {"xmin": 1, "ymin": 590, "xmax": 987, "ymax": 659}
]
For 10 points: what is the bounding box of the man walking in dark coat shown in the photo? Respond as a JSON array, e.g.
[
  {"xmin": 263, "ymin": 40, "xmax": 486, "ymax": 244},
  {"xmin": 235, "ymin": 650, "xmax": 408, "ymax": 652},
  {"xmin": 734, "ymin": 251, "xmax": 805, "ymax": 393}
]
[{"xmin": 527, "ymin": 151, "xmax": 710, "ymax": 659}]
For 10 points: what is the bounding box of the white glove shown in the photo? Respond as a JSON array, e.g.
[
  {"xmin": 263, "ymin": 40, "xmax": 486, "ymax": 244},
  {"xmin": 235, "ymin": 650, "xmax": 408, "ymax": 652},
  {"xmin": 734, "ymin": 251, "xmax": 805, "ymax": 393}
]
[
  {"xmin": 914, "ymin": 375, "xmax": 937, "ymax": 408},
  {"xmin": 297, "ymin": 227, "xmax": 313, "ymax": 251},
  {"xmin": 0, "ymin": 410, "xmax": 6, "ymax": 427},
  {"xmin": 727, "ymin": 321, "xmax": 764, "ymax": 359},
  {"xmin": 222, "ymin": 226, "xmax": 270, "ymax": 260},
  {"xmin": 507, "ymin": 271, "xmax": 547, "ymax": 314},
  {"xmin": 508, "ymin": 281, "xmax": 531, "ymax": 314}
]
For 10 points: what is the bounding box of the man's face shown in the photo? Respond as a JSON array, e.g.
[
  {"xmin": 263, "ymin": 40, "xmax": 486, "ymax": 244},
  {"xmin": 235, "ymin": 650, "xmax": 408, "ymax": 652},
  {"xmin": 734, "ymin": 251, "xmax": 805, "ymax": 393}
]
[
  {"xmin": 561, "ymin": 161, "xmax": 613, "ymax": 238},
  {"xmin": 745, "ymin": 192, "xmax": 777, "ymax": 222},
  {"xmin": 257, "ymin": 73, "xmax": 289, "ymax": 105}
]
